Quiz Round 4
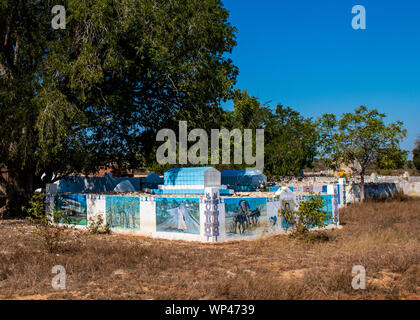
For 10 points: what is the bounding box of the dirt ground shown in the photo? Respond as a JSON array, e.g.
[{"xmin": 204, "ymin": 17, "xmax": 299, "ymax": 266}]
[{"xmin": 0, "ymin": 198, "xmax": 419, "ymax": 300}]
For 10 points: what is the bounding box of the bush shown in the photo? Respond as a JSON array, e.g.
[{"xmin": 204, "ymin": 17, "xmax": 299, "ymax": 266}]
[
  {"xmin": 279, "ymin": 194, "xmax": 329, "ymax": 239},
  {"xmin": 22, "ymin": 193, "xmax": 78, "ymax": 253},
  {"xmin": 87, "ymin": 215, "xmax": 110, "ymax": 234}
]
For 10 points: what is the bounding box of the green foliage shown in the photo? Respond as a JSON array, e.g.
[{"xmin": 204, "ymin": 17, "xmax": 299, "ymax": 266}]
[
  {"xmin": 264, "ymin": 105, "xmax": 318, "ymax": 176},
  {"xmin": 377, "ymin": 148, "xmax": 408, "ymax": 170},
  {"xmin": 207, "ymin": 89, "xmax": 271, "ymax": 172},
  {"xmin": 0, "ymin": 0, "xmax": 238, "ymax": 216},
  {"xmin": 23, "ymin": 193, "xmax": 77, "ymax": 253},
  {"xmin": 214, "ymin": 90, "xmax": 318, "ymax": 176},
  {"xmin": 318, "ymin": 106, "xmax": 407, "ymax": 172},
  {"xmin": 317, "ymin": 106, "xmax": 407, "ymax": 201},
  {"xmin": 279, "ymin": 194, "xmax": 329, "ymax": 239},
  {"xmin": 87, "ymin": 215, "xmax": 110, "ymax": 234},
  {"xmin": 231, "ymin": 89, "xmax": 270, "ymax": 130},
  {"xmin": 413, "ymin": 138, "xmax": 420, "ymax": 171},
  {"xmin": 406, "ymin": 160, "xmax": 413, "ymax": 170}
]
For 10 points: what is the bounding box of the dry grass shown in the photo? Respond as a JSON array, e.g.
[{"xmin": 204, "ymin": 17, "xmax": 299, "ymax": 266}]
[{"xmin": 0, "ymin": 198, "xmax": 419, "ymax": 300}]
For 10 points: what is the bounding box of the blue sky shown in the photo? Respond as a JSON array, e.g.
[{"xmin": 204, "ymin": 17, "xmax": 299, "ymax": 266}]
[{"xmin": 222, "ymin": 0, "xmax": 420, "ymax": 157}]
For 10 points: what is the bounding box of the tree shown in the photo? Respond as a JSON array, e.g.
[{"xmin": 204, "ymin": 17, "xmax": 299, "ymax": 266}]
[
  {"xmin": 227, "ymin": 89, "xmax": 270, "ymax": 170},
  {"xmin": 317, "ymin": 106, "xmax": 407, "ymax": 201},
  {"xmin": 212, "ymin": 90, "xmax": 318, "ymax": 176},
  {"xmin": 264, "ymin": 105, "xmax": 318, "ymax": 177},
  {"xmin": 0, "ymin": 0, "xmax": 238, "ymax": 216},
  {"xmin": 231, "ymin": 89, "xmax": 270, "ymax": 130},
  {"xmin": 208, "ymin": 90, "xmax": 318, "ymax": 176},
  {"xmin": 413, "ymin": 136, "xmax": 420, "ymax": 171},
  {"xmin": 200, "ymin": 89, "xmax": 270, "ymax": 172},
  {"xmin": 376, "ymin": 147, "xmax": 408, "ymax": 170}
]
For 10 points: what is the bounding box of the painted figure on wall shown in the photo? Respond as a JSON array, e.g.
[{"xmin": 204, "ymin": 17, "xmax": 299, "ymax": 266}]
[
  {"xmin": 106, "ymin": 196, "xmax": 140, "ymax": 230},
  {"xmin": 225, "ymin": 198, "xmax": 267, "ymax": 237},
  {"xmin": 55, "ymin": 194, "xmax": 87, "ymax": 225},
  {"xmin": 156, "ymin": 198, "xmax": 200, "ymax": 234},
  {"xmin": 280, "ymin": 200, "xmax": 295, "ymax": 229},
  {"xmin": 177, "ymin": 205, "xmax": 188, "ymax": 231}
]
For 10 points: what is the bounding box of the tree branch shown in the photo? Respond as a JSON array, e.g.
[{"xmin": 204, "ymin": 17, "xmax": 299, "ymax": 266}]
[
  {"xmin": 0, "ymin": 170, "xmax": 8, "ymax": 196},
  {"xmin": 13, "ymin": 39, "xmax": 19, "ymax": 66},
  {"xmin": 0, "ymin": 205, "xmax": 6, "ymax": 217},
  {"xmin": 0, "ymin": 62, "xmax": 7, "ymax": 78}
]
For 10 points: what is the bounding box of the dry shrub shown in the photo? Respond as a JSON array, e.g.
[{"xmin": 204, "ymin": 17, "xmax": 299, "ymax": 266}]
[{"xmin": 0, "ymin": 256, "xmax": 10, "ymax": 281}]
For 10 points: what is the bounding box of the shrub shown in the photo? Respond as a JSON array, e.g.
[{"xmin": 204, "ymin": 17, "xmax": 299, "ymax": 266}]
[
  {"xmin": 279, "ymin": 194, "xmax": 329, "ymax": 239},
  {"xmin": 22, "ymin": 193, "xmax": 77, "ymax": 253},
  {"xmin": 87, "ymin": 215, "xmax": 110, "ymax": 234}
]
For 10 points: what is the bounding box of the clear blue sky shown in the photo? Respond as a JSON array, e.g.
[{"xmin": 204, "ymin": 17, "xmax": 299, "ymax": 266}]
[{"xmin": 222, "ymin": 0, "xmax": 420, "ymax": 157}]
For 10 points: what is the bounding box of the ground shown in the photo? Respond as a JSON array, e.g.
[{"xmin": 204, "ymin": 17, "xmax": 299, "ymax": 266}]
[{"xmin": 0, "ymin": 198, "xmax": 419, "ymax": 300}]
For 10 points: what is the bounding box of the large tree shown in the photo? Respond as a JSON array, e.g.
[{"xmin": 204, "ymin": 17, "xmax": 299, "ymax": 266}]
[
  {"xmin": 264, "ymin": 104, "xmax": 318, "ymax": 177},
  {"xmin": 413, "ymin": 136, "xmax": 420, "ymax": 171},
  {"xmin": 317, "ymin": 106, "xmax": 407, "ymax": 201},
  {"xmin": 0, "ymin": 0, "xmax": 238, "ymax": 216},
  {"xmin": 216, "ymin": 90, "xmax": 318, "ymax": 177}
]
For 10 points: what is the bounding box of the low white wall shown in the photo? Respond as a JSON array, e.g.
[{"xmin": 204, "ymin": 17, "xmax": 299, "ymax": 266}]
[
  {"xmin": 47, "ymin": 186, "xmax": 340, "ymax": 243},
  {"xmin": 86, "ymin": 194, "xmax": 106, "ymax": 223},
  {"xmin": 344, "ymin": 181, "xmax": 420, "ymax": 203},
  {"xmin": 401, "ymin": 181, "xmax": 420, "ymax": 197}
]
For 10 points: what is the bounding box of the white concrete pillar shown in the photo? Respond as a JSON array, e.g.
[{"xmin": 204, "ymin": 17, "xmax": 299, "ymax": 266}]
[{"xmin": 203, "ymin": 187, "xmax": 221, "ymax": 242}]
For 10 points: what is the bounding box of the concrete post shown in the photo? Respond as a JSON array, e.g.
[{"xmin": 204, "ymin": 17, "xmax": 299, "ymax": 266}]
[
  {"xmin": 204, "ymin": 187, "xmax": 220, "ymax": 242},
  {"xmin": 45, "ymin": 183, "xmax": 58, "ymax": 215}
]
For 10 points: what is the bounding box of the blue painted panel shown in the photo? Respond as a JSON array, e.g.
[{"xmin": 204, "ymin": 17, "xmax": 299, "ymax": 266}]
[
  {"xmin": 55, "ymin": 194, "xmax": 87, "ymax": 225},
  {"xmin": 106, "ymin": 196, "xmax": 140, "ymax": 230},
  {"xmin": 156, "ymin": 197, "xmax": 200, "ymax": 234}
]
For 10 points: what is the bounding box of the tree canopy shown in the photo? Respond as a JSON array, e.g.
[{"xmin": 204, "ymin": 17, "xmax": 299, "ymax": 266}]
[
  {"xmin": 0, "ymin": 0, "xmax": 238, "ymax": 216},
  {"xmin": 214, "ymin": 90, "xmax": 318, "ymax": 176},
  {"xmin": 264, "ymin": 104, "xmax": 318, "ymax": 176},
  {"xmin": 0, "ymin": 1, "xmax": 411, "ymax": 215},
  {"xmin": 317, "ymin": 106, "xmax": 407, "ymax": 200},
  {"xmin": 413, "ymin": 137, "xmax": 420, "ymax": 171}
]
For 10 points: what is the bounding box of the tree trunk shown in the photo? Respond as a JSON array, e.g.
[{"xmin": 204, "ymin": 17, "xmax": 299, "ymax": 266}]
[
  {"xmin": 0, "ymin": 204, "xmax": 6, "ymax": 218},
  {"xmin": 2, "ymin": 169, "xmax": 42, "ymax": 217},
  {"xmin": 360, "ymin": 171, "xmax": 366, "ymax": 202}
]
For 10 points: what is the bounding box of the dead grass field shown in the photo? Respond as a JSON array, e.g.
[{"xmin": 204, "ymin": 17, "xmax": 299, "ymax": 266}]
[{"xmin": 0, "ymin": 198, "xmax": 419, "ymax": 300}]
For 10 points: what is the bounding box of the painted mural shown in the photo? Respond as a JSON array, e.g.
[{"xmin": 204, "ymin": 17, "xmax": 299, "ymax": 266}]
[
  {"xmin": 268, "ymin": 199, "xmax": 295, "ymax": 230},
  {"xmin": 225, "ymin": 198, "xmax": 267, "ymax": 237},
  {"xmin": 105, "ymin": 196, "xmax": 140, "ymax": 230},
  {"xmin": 55, "ymin": 194, "xmax": 87, "ymax": 225},
  {"xmin": 320, "ymin": 194, "xmax": 335, "ymax": 225},
  {"xmin": 156, "ymin": 198, "xmax": 200, "ymax": 234}
]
